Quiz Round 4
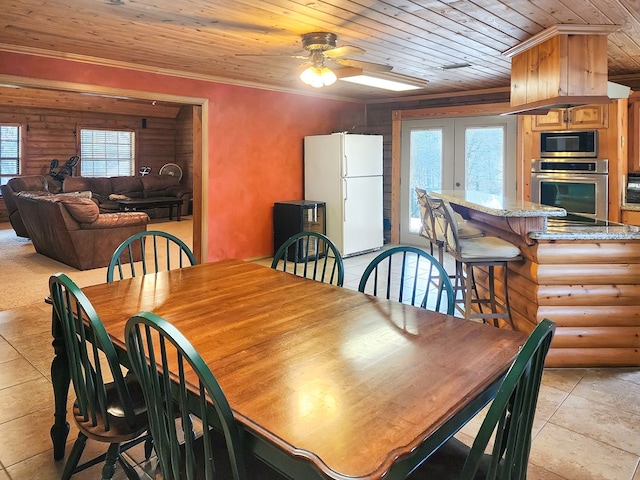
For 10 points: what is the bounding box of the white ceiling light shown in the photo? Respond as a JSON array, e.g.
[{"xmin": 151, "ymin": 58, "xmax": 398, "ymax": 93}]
[
  {"xmin": 338, "ymin": 75, "xmax": 422, "ymax": 91},
  {"xmin": 300, "ymin": 65, "xmax": 337, "ymax": 88}
]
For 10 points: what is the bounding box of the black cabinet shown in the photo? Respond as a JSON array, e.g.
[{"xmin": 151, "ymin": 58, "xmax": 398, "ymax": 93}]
[{"xmin": 273, "ymin": 200, "xmax": 326, "ymax": 260}]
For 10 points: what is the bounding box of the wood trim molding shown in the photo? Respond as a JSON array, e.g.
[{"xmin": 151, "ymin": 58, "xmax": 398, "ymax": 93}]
[{"xmin": 502, "ymin": 24, "xmax": 620, "ymax": 58}]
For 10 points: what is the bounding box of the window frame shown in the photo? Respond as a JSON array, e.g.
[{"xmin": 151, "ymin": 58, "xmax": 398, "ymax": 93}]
[
  {"xmin": 0, "ymin": 123, "xmax": 22, "ymax": 191},
  {"xmin": 78, "ymin": 127, "xmax": 136, "ymax": 178}
]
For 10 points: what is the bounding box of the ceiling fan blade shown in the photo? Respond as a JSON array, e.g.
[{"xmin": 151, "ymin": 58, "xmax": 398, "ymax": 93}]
[
  {"xmin": 323, "ymin": 45, "xmax": 365, "ymax": 58},
  {"xmin": 332, "ymin": 66, "xmax": 364, "ymax": 78},
  {"xmin": 334, "ymin": 58, "xmax": 393, "ymax": 72}
]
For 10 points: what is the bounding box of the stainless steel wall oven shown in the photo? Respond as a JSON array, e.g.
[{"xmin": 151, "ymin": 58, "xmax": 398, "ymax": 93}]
[{"xmin": 531, "ymin": 158, "xmax": 608, "ymax": 220}]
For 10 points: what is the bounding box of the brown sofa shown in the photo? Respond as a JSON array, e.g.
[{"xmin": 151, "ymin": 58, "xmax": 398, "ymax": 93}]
[
  {"xmin": 2, "ymin": 174, "xmax": 190, "ymax": 238},
  {"xmin": 13, "ymin": 192, "xmax": 149, "ymax": 270},
  {"xmin": 1, "ymin": 175, "xmax": 51, "ymax": 238},
  {"xmin": 63, "ymin": 175, "xmax": 191, "ymax": 217}
]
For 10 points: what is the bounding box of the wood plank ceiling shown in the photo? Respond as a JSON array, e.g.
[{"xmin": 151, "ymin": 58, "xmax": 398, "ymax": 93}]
[{"xmin": 2, "ymin": 0, "xmax": 640, "ymax": 114}]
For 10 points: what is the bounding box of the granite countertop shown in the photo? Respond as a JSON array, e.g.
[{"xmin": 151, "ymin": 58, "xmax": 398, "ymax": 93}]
[
  {"xmin": 429, "ymin": 190, "xmax": 640, "ymax": 240},
  {"xmin": 530, "ymin": 221, "xmax": 640, "ymax": 240},
  {"xmin": 621, "ymin": 203, "xmax": 640, "ymax": 211},
  {"xmin": 428, "ymin": 190, "xmax": 567, "ymax": 217}
]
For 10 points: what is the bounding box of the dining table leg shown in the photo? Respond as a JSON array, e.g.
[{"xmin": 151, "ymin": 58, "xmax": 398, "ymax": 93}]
[{"xmin": 49, "ymin": 300, "xmax": 70, "ymax": 460}]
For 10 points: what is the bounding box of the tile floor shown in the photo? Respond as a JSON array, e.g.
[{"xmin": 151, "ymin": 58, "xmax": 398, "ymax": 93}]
[{"xmin": 0, "ymin": 249, "xmax": 639, "ymax": 479}]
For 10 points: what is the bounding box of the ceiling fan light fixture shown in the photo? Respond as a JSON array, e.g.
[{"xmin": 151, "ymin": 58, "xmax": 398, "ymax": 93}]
[{"xmin": 300, "ymin": 65, "xmax": 337, "ymax": 88}]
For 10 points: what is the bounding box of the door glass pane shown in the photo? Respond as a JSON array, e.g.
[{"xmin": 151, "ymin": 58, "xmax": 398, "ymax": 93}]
[
  {"xmin": 409, "ymin": 129, "xmax": 443, "ymax": 233},
  {"xmin": 464, "ymin": 126, "xmax": 505, "ymax": 196}
]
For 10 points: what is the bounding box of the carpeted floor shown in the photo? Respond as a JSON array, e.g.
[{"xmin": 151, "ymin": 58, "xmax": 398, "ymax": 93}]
[{"xmin": 0, "ymin": 218, "xmax": 194, "ymax": 311}]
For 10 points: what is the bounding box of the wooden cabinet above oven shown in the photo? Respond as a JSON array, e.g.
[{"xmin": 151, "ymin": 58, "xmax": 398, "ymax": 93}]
[
  {"xmin": 520, "ymin": 99, "xmax": 628, "ymax": 223},
  {"xmin": 531, "ymin": 104, "xmax": 609, "ymax": 131}
]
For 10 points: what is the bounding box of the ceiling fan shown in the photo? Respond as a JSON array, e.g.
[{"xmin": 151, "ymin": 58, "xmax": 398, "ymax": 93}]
[{"xmin": 238, "ymin": 32, "xmax": 393, "ymax": 88}]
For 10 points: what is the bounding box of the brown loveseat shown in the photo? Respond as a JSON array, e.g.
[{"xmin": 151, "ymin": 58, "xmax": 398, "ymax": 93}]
[{"xmin": 13, "ymin": 192, "xmax": 149, "ymax": 270}]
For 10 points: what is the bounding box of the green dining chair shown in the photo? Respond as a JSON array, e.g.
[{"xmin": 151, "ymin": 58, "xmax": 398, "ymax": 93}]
[
  {"xmin": 358, "ymin": 246, "xmax": 455, "ymax": 315},
  {"xmin": 107, "ymin": 230, "xmax": 197, "ymax": 282},
  {"xmin": 408, "ymin": 318, "xmax": 556, "ymax": 480},
  {"xmin": 124, "ymin": 311, "xmax": 287, "ymax": 480},
  {"xmin": 271, "ymin": 231, "xmax": 345, "ymax": 286},
  {"xmin": 49, "ymin": 273, "xmax": 151, "ymax": 480}
]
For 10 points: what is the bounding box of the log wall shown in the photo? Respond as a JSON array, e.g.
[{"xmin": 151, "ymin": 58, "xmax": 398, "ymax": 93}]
[
  {"xmin": 0, "ymin": 105, "xmax": 193, "ymax": 222},
  {"xmin": 471, "ymin": 218, "xmax": 640, "ymax": 367}
]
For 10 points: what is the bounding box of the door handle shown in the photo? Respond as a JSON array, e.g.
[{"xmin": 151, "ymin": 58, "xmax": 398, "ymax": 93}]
[{"xmin": 343, "ymin": 179, "xmax": 347, "ymax": 222}]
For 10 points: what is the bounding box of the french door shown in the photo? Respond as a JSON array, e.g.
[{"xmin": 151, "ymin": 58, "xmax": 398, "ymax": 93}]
[{"xmin": 400, "ymin": 115, "xmax": 517, "ymax": 245}]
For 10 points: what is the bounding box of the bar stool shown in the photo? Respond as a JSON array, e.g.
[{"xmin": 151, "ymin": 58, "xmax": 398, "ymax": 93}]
[
  {"xmin": 415, "ymin": 187, "xmax": 483, "ymax": 268},
  {"xmin": 433, "ymin": 197, "xmax": 522, "ymax": 328}
]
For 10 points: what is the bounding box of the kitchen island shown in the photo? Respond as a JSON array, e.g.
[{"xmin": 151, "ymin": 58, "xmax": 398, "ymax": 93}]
[{"xmin": 430, "ymin": 190, "xmax": 640, "ymax": 367}]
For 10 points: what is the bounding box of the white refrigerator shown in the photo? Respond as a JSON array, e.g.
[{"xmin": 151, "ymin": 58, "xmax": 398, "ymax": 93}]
[{"xmin": 304, "ymin": 133, "xmax": 384, "ymax": 257}]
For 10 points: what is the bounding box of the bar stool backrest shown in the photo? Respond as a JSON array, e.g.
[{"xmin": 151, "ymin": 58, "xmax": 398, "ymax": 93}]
[
  {"xmin": 415, "ymin": 188, "xmax": 440, "ymax": 248},
  {"xmin": 427, "ymin": 195, "xmax": 461, "ymax": 259}
]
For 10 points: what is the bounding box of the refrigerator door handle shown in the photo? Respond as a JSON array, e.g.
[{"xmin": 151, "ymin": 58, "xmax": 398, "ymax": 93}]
[
  {"xmin": 343, "ymin": 179, "xmax": 347, "ymax": 222},
  {"xmin": 343, "ymin": 154, "xmax": 348, "ymax": 177}
]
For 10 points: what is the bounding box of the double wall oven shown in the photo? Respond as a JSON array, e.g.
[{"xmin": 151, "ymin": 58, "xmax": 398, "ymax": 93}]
[{"xmin": 531, "ymin": 130, "xmax": 608, "ymax": 221}]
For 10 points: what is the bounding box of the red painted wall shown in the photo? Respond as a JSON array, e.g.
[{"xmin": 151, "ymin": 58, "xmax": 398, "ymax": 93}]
[{"xmin": 0, "ymin": 52, "xmax": 364, "ymax": 260}]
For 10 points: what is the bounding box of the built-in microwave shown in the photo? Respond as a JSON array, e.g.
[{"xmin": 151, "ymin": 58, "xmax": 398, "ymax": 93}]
[{"xmin": 540, "ymin": 130, "xmax": 598, "ymax": 158}]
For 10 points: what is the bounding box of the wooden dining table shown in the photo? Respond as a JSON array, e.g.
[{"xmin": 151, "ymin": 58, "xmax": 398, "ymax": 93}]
[{"xmin": 49, "ymin": 259, "xmax": 527, "ymax": 479}]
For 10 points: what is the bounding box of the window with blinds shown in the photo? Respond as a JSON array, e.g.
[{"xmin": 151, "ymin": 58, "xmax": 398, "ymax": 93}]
[
  {"xmin": 0, "ymin": 125, "xmax": 20, "ymax": 188},
  {"xmin": 80, "ymin": 129, "xmax": 135, "ymax": 177}
]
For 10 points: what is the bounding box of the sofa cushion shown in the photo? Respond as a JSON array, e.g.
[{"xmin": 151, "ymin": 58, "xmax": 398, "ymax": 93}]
[
  {"xmin": 52, "ymin": 195, "xmax": 100, "ymax": 223},
  {"xmin": 110, "ymin": 176, "xmax": 144, "ymax": 198},
  {"xmin": 81, "ymin": 212, "xmax": 149, "ymax": 229},
  {"xmin": 141, "ymin": 174, "xmax": 181, "ymax": 197},
  {"xmin": 7, "ymin": 175, "xmax": 49, "ymax": 192},
  {"xmin": 64, "ymin": 177, "xmax": 113, "ymax": 199}
]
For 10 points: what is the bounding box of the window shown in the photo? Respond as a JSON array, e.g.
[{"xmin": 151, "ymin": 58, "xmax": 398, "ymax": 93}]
[
  {"xmin": 0, "ymin": 125, "xmax": 20, "ymax": 187},
  {"xmin": 80, "ymin": 129, "xmax": 135, "ymax": 177}
]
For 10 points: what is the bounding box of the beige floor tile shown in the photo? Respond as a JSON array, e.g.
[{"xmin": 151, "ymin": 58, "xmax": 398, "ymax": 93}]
[
  {"xmin": 0, "ymin": 304, "xmax": 50, "ymax": 343},
  {"xmin": 634, "ymin": 463, "xmax": 640, "ymax": 480},
  {"xmin": 0, "ymin": 377, "xmax": 54, "ymax": 425},
  {"xmin": 0, "ymin": 357, "xmax": 44, "ymax": 390},
  {"xmin": 9, "ymin": 329, "xmax": 55, "ymax": 379},
  {"xmin": 0, "ymin": 407, "xmax": 63, "ymax": 466},
  {"xmin": 527, "ymin": 462, "xmax": 567, "ymax": 480},
  {"xmin": 531, "ymin": 384, "xmax": 570, "ymax": 437},
  {"xmin": 549, "ymin": 394, "xmax": 640, "ymax": 455},
  {"xmin": 0, "ymin": 468, "xmax": 10, "ymax": 480},
  {"xmin": 6, "ymin": 443, "xmax": 144, "ymax": 480},
  {"xmin": 597, "ymin": 367, "xmax": 640, "ymax": 386},
  {"xmin": 530, "ymin": 423, "xmax": 639, "ymax": 480},
  {"xmin": 541, "ymin": 367, "xmax": 587, "ymax": 392},
  {"xmin": 572, "ymin": 369, "xmax": 640, "ymax": 416},
  {"xmin": 0, "ymin": 337, "xmax": 22, "ymax": 363}
]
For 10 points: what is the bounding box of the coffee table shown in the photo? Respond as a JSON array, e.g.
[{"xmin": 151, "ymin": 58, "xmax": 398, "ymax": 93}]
[{"xmin": 116, "ymin": 196, "xmax": 183, "ymax": 221}]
